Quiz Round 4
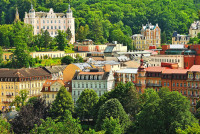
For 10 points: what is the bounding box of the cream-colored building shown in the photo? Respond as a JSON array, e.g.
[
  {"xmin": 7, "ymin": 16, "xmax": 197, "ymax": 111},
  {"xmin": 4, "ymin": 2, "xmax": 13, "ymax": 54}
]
[
  {"xmin": 24, "ymin": 4, "xmax": 75, "ymax": 43},
  {"xmin": 131, "ymin": 34, "xmax": 147, "ymax": 50},
  {"xmin": 0, "ymin": 68, "xmax": 51, "ymax": 110},
  {"xmin": 172, "ymin": 32, "xmax": 190, "ymax": 45},
  {"xmin": 30, "ymin": 51, "xmax": 66, "ymax": 59},
  {"xmin": 189, "ymin": 21, "xmax": 200, "ymax": 38},
  {"xmin": 149, "ymin": 55, "xmax": 184, "ymax": 68},
  {"xmin": 41, "ymin": 79, "xmax": 70, "ymax": 104}
]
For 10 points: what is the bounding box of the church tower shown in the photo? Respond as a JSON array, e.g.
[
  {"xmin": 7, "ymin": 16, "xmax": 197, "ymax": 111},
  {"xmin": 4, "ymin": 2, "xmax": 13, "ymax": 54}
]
[
  {"xmin": 14, "ymin": 7, "xmax": 20, "ymax": 22},
  {"xmin": 28, "ymin": 4, "xmax": 36, "ymax": 35},
  {"xmin": 66, "ymin": 4, "xmax": 75, "ymax": 44}
]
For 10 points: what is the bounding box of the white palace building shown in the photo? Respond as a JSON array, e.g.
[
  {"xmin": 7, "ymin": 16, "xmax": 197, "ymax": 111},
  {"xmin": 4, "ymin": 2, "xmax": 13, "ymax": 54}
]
[{"xmin": 24, "ymin": 4, "xmax": 75, "ymax": 43}]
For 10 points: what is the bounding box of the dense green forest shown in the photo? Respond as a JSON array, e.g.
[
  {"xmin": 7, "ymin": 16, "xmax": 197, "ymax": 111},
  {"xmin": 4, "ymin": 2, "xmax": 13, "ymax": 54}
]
[{"xmin": 0, "ymin": 0, "xmax": 199, "ymax": 47}]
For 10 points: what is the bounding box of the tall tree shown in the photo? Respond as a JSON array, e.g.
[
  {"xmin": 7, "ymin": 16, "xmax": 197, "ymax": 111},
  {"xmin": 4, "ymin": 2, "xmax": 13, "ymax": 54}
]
[
  {"xmin": 0, "ymin": 117, "xmax": 12, "ymax": 134},
  {"xmin": 102, "ymin": 117, "xmax": 122, "ymax": 134},
  {"xmin": 50, "ymin": 86, "xmax": 74, "ymax": 120},
  {"xmin": 76, "ymin": 24, "xmax": 90, "ymax": 41},
  {"xmin": 0, "ymin": 46, "xmax": 3, "ymax": 63},
  {"xmin": 90, "ymin": 19, "xmax": 104, "ymax": 44},
  {"xmin": 136, "ymin": 88, "xmax": 197, "ymax": 134},
  {"xmin": 161, "ymin": 31, "xmax": 167, "ymax": 44},
  {"xmin": 55, "ymin": 30, "xmax": 67, "ymax": 51},
  {"xmin": 31, "ymin": 110, "xmax": 83, "ymax": 134},
  {"xmin": 10, "ymin": 98, "xmax": 49, "ymax": 134},
  {"xmin": 96, "ymin": 98, "xmax": 130, "ymax": 133},
  {"xmin": 76, "ymin": 89, "xmax": 99, "ymax": 121},
  {"xmin": 12, "ymin": 89, "xmax": 29, "ymax": 108},
  {"xmin": 66, "ymin": 27, "xmax": 72, "ymax": 43},
  {"xmin": 42, "ymin": 30, "xmax": 52, "ymax": 50}
]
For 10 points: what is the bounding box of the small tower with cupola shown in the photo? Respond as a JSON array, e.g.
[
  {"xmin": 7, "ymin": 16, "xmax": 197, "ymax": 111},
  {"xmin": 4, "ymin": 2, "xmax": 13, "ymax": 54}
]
[
  {"xmin": 66, "ymin": 4, "xmax": 75, "ymax": 44},
  {"xmin": 136, "ymin": 54, "xmax": 146, "ymax": 93}
]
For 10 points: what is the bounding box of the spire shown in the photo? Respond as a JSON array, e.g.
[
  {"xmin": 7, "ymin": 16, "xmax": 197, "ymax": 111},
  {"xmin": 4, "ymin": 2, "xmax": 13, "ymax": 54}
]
[
  {"xmin": 14, "ymin": 7, "xmax": 20, "ymax": 22},
  {"xmin": 31, "ymin": 3, "xmax": 33, "ymax": 9}
]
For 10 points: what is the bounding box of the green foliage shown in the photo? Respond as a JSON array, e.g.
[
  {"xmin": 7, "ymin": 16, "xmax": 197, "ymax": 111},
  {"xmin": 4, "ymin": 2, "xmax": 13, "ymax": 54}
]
[
  {"xmin": 50, "ymin": 86, "xmax": 74, "ymax": 120},
  {"xmin": 61, "ymin": 55, "xmax": 74, "ymax": 65},
  {"xmin": 102, "ymin": 117, "xmax": 122, "ymax": 134},
  {"xmin": 74, "ymin": 54, "xmax": 84, "ymax": 63},
  {"xmin": 96, "ymin": 98, "xmax": 130, "ymax": 133},
  {"xmin": 10, "ymin": 98, "xmax": 49, "ymax": 134},
  {"xmin": 135, "ymin": 88, "xmax": 197, "ymax": 134},
  {"xmin": 76, "ymin": 24, "xmax": 90, "ymax": 41},
  {"xmin": 161, "ymin": 31, "xmax": 167, "ymax": 44},
  {"xmin": 11, "ymin": 89, "xmax": 28, "ymax": 108},
  {"xmin": 55, "ymin": 30, "xmax": 68, "ymax": 51},
  {"xmin": 31, "ymin": 110, "xmax": 83, "ymax": 134},
  {"xmin": 176, "ymin": 123, "xmax": 200, "ymax": 134},
  {"xmin": 0, "ymin": 117, "xmax": 12, "ymax": 134},
  {"xmin": 66, "ymin": 27, "xmax": 72, "ymax": 43},
  {"xmin": 26, "ymin": 97, "xmax": 38, "ymax": 105},
  {"xmin": 0, "ymin": 46, "xmax": 3, "ymax": 63},
  {"xmin": 76, "ymin": 89, "xmax": 99, "ymax": 120}
]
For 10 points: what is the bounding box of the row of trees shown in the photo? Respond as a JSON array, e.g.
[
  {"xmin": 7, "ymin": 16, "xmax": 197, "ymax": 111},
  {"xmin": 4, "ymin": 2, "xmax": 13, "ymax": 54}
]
[
  {"xmin": 0, "ymin": 0, "xmax": 199, "ymax": 47},
  {"xmin": 2, "ymin": 82, "xmax": 200, "ymax": 133},
  {"xmin": 0, "ymin": 21, "xmax": 72, "ymax": 51}
]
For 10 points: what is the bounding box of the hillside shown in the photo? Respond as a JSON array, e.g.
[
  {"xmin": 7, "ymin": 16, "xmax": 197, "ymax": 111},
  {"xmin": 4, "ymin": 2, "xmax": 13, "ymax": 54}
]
[{"xmin": 0, "ymin": 0, "xmax": 199, "ymax": 47}]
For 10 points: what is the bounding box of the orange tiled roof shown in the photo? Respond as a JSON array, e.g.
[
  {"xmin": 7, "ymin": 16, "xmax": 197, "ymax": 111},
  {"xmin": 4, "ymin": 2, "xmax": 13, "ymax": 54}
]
[
  {"xmin": 146, "ymin": 67, "xmax": 167, "ymax": 72},
  {"xmin": 79, "ymin": 72, "xmax": 104, "ymax": 75},
  {"xmin": 43, "ymin": 79, "xmax": 65, "ymax": 87},
  {"xmin": 162, "ymin": 69, "xmax": 188, "ymax": 74}
]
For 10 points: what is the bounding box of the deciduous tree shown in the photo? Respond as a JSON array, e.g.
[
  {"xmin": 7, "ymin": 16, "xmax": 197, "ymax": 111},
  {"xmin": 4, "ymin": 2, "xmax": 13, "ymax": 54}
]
[{"xmin": 76, "ymin": 89, "xmax": 99, "ymax": 121}]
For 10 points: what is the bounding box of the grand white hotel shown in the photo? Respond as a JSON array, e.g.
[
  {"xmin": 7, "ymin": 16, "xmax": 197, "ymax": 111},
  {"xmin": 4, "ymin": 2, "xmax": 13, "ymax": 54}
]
[{"xmin": 24, "ymin": 4, "xmax": 75, "ymax": 43}]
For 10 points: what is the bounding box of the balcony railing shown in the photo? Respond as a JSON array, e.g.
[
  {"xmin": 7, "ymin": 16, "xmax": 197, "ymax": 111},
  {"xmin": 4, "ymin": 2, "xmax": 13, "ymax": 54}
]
[
  {"xmin": 6, "ymin": 94, "xmax": 12, "ymax": 97},
  {"xmin": 189, "ymin": 95, "xmax": 199, "ymax": 98},
  {"xmin": 3, "ymin": 101, "xmax": 11, "ymax": 104},
  {"xmin": 146, "ymin": 83, "xmax": 162, "ymax": 87},
  {"xmin": 135, "ymin": 83, "xmax": 142, "ymax": 86},
  {"xmin": 188, "ymin": 86, "xmax": 199, "ymax": 90}
]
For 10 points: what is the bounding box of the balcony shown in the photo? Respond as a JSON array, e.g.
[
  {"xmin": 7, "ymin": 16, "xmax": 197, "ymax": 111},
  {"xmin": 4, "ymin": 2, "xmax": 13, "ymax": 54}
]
[
  {"xmin": 189, "ymin": 95, "xmax": 199, "ymax": 99},
  {"xmin": 3, "ymin": 101, "xmax": 11, "ymax": 104},
  {"xmin": 188, "ymin": 86, "xmax": 199, "ymax": 90},
  {"xmin": 191, "ymin": 102, "xmax": 196, "ymax": 107},
  {"xmin": 135, "ymin": 83, "xmax": 142, "ymax": 86},
  {"xmin": 146, "ymin": 83, "xmax": 162, "ymax": 87},
  {"xmin": 6, "ymin": 94, "xmax": 12, "ymax": 98}
]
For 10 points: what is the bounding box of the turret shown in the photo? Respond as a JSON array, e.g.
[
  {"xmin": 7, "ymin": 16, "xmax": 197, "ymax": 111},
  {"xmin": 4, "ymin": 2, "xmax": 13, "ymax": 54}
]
[
  {"xmin": 29, "ymin": 3, "xmax": 35, "ymax": 18},
  {"xmin": 66, "ymin": 4, "xmax": 73, "ymax": 18}
]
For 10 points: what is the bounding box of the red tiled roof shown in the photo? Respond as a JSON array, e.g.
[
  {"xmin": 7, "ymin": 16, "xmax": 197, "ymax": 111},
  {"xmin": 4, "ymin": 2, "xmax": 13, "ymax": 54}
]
[{"xmin": 189, "ymin": 65, "xmax": 200, "ymax": 72}]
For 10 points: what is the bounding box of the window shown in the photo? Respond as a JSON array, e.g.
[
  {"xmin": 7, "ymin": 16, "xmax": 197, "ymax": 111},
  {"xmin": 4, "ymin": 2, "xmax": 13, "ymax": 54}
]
[
  {"xmin": 180, "ymin": 83, "xmax": 183, "ymax": 87},
  {"xmin": 82, "ymin": 84, "xmax": 84, "ymax": 88},
  {"xmin": 47, "ymin": 26, "xmax": 49, "ymax": 29},
  {"xmin": 167, "ymin": 83, "xmax": 169, "ymax": 86},
  {"xmin": 173, "ymin": 83, "xmax": 175, "ymax": 87},
  {"xmin": 164, "ymin": 82, "xmax": 166, "ymax": 86},
  {"xmin": 99, "ymin": 91, "xmax": 101, "ymax": 96},
  {"xmin": 43, "ymin": 20, "xmax": 45, "ymax": 23},
  {"xmin": 59, "ymin": 20, "xmax": 60, "ymax": 23},
  {"xmin": 74, "ymin": 91, "xmax": 75, "ymax": 96},
  {"xmin": 47, "ymin": 94, "xmax": 49, "ymax": 98},
  {"xmin": 51, "ymin": 20, "xmax": 53, "ymax": 23},
  {"xmin": 52, "ymin": 88, "xmax": 54, "ymax": 91},
  {"xmin": 37, "ymin": 26, "xmax": 39, "ymax": 29},
  {"xmin": 78, "ymin": 91, "xmax": 80, "ymax": 96},
  {"xmin": 51, "ymin": 26, "xmax": 53, "ymax": 29},
  {"xmin": 47, "ymin": 20, "xmax": 49, "ymax": 23},
  {"xmin": 184, "ymin": 83, "xmax": 186, "ymax": 87},
  {"xmin": 55, "ymin": 26, "xmax": 57, "ymax": 29},
  {"xmin": 56, "ymin": 88, "xmax": 58, "ymax": 91},
  {"xmin": 59, "ymin": 26, "xmax": 61, "ymax": 29},
  {"xmin": 176, "ymin": 83, "xmax": 179, "ymax": 87},
  {"xmin": 52, "ymin": 94, "xmax": 54, "ymax": 98}
]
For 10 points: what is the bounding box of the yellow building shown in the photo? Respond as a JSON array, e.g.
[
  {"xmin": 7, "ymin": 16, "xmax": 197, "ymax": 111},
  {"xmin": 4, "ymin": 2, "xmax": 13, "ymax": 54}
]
[
  {"xmin": 131, "ymin": 34, "xmax": 147, "ymax": 50},
  {"xmin": 41, "ymin": 79, "xmax": 71, "ymax": 104},
  {"xmin": 0, "ymin": 68, "xmax": 51, "ymax": 110},
  {"xmin": 172, "ymin": 31, "xmax": 190, "ymax": 45}
]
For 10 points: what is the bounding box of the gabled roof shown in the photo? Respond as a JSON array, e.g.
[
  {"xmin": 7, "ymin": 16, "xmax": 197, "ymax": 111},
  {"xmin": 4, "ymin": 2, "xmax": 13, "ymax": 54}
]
[{"xmin": 44, "ymin": 65, "xmax": 67, "ymax": 74}]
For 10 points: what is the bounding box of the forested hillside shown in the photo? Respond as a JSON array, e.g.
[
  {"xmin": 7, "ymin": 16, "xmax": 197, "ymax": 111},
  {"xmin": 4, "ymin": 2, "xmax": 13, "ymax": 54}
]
[{"xmin": 0, "ymin": 0, "xmax": 199, "ymax": 46}]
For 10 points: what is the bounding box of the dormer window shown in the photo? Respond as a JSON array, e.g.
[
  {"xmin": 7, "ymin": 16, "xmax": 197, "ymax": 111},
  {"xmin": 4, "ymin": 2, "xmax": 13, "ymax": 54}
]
[
  {"xmin": 77, "ymin": 76, "xmax": 80, "ymax": 80},
  {"xmin": 86, "ymin": 75, "xmax": 89, "ymax": 80},
  {"xmin": 45, "ymin": 87, "xmax": 48, "ymax": 91},
  {"xmin": 98, "ymin": 75, "xmax": 102, "ymax": 80}
]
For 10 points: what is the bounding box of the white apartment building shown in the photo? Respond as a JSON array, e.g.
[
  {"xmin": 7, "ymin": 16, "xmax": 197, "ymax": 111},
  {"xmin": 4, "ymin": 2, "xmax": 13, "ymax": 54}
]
[
  {"xmin": 72, "ymin": 69, "xmax": 115, "ymax": 103},
  {"xmin": 149, "ymin": 55, "xmax": 184, "ymax": 68},
  {"xmin": 24, "ymin": 4, "xmax": 75, "ymax": 43},
  {"xmin": 189, "ymin": 21, "xmax": 200, "ymax": 38}
]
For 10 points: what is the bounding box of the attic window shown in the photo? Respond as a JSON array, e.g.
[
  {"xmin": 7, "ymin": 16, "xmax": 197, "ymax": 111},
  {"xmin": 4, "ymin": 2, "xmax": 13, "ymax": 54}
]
[{"xmin": 45, "ymin": 87, "xmax": 48, "ymax": 91}]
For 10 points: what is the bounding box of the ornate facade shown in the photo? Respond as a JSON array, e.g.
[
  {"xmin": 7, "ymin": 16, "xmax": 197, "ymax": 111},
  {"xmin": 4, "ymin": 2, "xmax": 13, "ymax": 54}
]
[
  {"xmin": 24, "ymin": 4, "xmax": 75, "ymax": 43},
  {"xmin": 189, "ymin": 21, "xmax": 200, "ymax": 38}
]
